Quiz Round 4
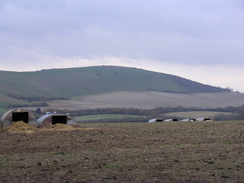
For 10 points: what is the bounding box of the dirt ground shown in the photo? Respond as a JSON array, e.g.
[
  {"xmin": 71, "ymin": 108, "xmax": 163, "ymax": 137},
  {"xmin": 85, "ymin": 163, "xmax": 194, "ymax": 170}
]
[{"xmin": 0, "ymin": 121, "xmax": 243, "ymax": 183}]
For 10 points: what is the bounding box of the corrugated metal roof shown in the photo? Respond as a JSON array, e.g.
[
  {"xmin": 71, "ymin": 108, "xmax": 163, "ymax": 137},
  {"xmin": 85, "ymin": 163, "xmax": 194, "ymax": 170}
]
[
  {"xmin": 37, "ymin": 113, "xmax": 53, "ymax": 125},
  {"xmin": 1, "ymin": 108, "xmax": 38, "ymax": 128},
  {"xmin": 37, "ymin": 113, "xmax": 79, "ymax": 126}
]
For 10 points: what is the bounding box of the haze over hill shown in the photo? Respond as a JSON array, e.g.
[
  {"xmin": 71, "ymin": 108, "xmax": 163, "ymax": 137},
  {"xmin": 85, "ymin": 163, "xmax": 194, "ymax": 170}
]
[{"xmin": 0, "ymin": 66, "xmax": 230, "ymax": 98}]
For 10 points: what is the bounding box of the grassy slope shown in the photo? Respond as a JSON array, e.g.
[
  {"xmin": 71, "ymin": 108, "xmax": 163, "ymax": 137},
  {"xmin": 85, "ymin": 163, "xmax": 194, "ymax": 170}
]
[
  {"xmin": 0, "ymin": 94, "xmax": 30, "ymax": 107},
  {"xmin": 74, "ymin": 114, "xmax": 145, "ymax": 121},
  {"xmin": 73, "ymin": 112, "xmax": 232, "ymax": 122},
  {"xmin": 71, "ymin": 91, "xmax": 244, "ymax": 108},
  {"xmin": 0, "ymin": 66, "xmax": 229, "ymax": 98}
]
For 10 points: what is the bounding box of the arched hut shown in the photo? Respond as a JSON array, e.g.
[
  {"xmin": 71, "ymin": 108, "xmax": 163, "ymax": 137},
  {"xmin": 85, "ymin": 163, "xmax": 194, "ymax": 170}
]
[
  {"xmin": 148, "ymin": 118, "xmax": 164, "ymax": 123},
  {"xmin": 196, "ymin": 117, "xmax": 212, "ymax": 121},
  {"xmin": 164, "ymin": 118, "xmax": 179, "ymax": 122},
  {"xmin": 0, "ymin": 109, "xmax": 38, "ymax": 128},
  {"xmin": 181, "ymin": 118, "xmax": 196, "ymax": 121},
  {"xmin": 37, "ymin": 113, "xmax": 79, "ymax": 128}
]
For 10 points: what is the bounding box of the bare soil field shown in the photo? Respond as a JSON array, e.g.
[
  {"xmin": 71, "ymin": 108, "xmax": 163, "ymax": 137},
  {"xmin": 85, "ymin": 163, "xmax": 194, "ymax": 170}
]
[{"xmin": 0, "ymin": 121, "xmax": 243, "ymax": 183}]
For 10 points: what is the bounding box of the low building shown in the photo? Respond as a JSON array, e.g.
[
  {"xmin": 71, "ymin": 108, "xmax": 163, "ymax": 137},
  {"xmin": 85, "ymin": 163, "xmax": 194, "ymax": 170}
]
[
  {"xmin": 164, "ymin": 118, "xmax": 179, "ymax": 122},
  {"xmin": 37, "ymin": 113, "xmax": 79, "ymax": 128},
  {"xmin": 196, "ymin": 117, "xmax": 212, "ymax": 121},
  {"xmin": 148, "ymin": 118, "xmax": 164, "ymax": 123},
  {"xmin": 0, "ymin": 109, "xmax": 38, "ymax": 128},
  {"xmin": 181, "ymin": 118, "xmax": 196, "ymax": 121}
]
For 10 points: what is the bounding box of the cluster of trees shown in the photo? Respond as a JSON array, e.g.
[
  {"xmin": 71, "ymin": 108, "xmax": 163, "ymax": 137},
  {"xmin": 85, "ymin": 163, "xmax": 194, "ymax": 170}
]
[
  {"xmin": 7, "ymin": 94, "xmax": 71, "ymax": 108},
  {"xmin": 8, "ymin": 93, "xmax": 70, "ymax": 102},
  {"xmin": 8, "ymin": 102, "xmax": 48, "ymax": 108}
]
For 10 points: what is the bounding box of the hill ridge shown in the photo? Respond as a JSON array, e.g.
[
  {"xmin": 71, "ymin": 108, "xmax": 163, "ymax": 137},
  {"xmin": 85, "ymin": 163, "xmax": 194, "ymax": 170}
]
[{"xmin": 0, "ymin": 65, "xmax": 230, "ymax": 98}]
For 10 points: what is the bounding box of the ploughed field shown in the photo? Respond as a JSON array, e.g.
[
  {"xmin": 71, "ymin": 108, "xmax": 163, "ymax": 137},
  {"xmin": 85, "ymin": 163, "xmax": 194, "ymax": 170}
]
[{"xmin": 0, "ymin": 121, "xmax": 243, "ymax": 183}]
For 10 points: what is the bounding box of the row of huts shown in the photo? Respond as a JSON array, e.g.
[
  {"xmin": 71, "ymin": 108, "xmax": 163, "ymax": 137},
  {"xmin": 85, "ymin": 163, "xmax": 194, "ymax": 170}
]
[
  {"xmin": 0, "ymin": 108, "xmax": 79, "ymax": 130},
  {"xmin": 148, "ymin": 117, "xmax": 212, "ymax": 123}
]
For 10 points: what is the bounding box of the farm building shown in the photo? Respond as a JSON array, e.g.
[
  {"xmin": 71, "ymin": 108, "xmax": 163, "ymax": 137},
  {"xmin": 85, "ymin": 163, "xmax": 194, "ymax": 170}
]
[
  {"xmin": 196, "ymin": 117, "xmax": 212, "ymax": 121},
  {"xmin": 164, "ymin": 118, "xmax": 179, "ymax": 122},
  {"xmin": 181, "ymin": 118, "xmax": 196, "ymax": 121},
  {"xmin": 37, "ymin": 113, "xmax": 79, "ymax": 128},
  {"xmin": 148, "ymin": 118, "xmax": 164, "ymax": 123},
  {"xmin": 0, "ymin": 109, "xmax": 38, "ymax": 128}
]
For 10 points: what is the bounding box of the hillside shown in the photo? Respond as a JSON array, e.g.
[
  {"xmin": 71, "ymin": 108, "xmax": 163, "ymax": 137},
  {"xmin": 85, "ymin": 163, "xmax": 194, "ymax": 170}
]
[
  {"xmin": 0, "ymin": 66, "xmax": 230, "ymax": 98},
  {"xmin": 46, "ymin": 91, "xmax": 244, "ymax": 110}
]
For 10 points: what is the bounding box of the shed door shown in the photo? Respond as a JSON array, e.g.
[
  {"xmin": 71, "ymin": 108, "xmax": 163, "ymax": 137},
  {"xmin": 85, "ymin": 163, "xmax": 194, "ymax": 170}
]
[
  {"xmin": 52, "ymin": 115, "xmax": 67, "ymax": 125},
  {"xmin": 12, "ymin": 112, "xmax": 29, "ymax": 123}
]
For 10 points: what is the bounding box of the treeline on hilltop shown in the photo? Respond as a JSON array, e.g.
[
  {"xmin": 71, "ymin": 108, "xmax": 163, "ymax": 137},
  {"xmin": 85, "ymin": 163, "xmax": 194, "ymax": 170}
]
[
  {"xmin": 7, "ymin": 93, "xmax": 70, "ymax": 108},
  {"xmin": 35, "ymin": 105, "xmax": 244, "ymax": 122},
  {"xmin": 8, "ymin": 102, "xmax": 49, "ymax": 108},
  {"xmin": 8, "ymin": 93, "xmax": 70, "ymax": 102}
]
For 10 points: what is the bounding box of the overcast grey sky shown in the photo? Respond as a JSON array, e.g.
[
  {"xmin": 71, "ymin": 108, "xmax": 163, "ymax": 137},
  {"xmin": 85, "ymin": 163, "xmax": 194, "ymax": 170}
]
[{"xmin": 1, "ymin": 0, "xmax": 244, "ymax": 92}]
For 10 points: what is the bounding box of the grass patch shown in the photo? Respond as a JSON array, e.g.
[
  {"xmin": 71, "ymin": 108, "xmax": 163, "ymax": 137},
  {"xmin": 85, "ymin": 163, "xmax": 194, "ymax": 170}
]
[
  {"xmin": 163, "ymin": 111, "xmax": 233, "ymax": 119},
  {"xmin": 75, "ymin": 114, "xmax": 146, "ymax": 121}
]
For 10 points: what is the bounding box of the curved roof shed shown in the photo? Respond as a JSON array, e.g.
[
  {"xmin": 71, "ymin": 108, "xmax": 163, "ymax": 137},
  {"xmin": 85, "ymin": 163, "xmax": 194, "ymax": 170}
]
[
  {"xmin": 0, "ymin": 109, "xmax": 38, "ymax": 128},
  {"xmin": 164, "ymin": 118, "xmax": 179, "ymax": 122},
  {"xmin": 196, "ymin": 117, "xmax": 212, "ymax": 121},
  {"xmin": 148, "ymin": 118, "xmax": 164, "ymax": 123},
  {"xmin": 181, "ymin": 118, "xmax": 196, "ymax": 121},
  {"xmin": 37, "ymin": 113, "xmax": 79, "ymax": 128}
]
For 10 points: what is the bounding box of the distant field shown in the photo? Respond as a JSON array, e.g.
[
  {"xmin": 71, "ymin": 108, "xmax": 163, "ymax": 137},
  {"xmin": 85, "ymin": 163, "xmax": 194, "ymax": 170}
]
[
  {"xmin": 75, "ymin": 114, "xmax": 146, "ymax": 122},
  {"xmin": 22, "ymin": 91, "xmax": 244, "ymax": 112},
  {"xmin": 163, "ymin": 111, "xmax": 234, "ymax": 119},
  {"xmin": 72, "ymin": 91, "xmax": 244, "ymax": 109},
  {"xmin": 3, "ymin": 91, "xmax": 244, "ymax": 113}
]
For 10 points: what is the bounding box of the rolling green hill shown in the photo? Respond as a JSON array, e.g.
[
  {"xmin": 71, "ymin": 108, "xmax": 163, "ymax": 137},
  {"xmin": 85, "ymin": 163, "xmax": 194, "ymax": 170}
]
[{"xmin": 0, "ymin": 66, "xmax": 229, "ymax": 99}]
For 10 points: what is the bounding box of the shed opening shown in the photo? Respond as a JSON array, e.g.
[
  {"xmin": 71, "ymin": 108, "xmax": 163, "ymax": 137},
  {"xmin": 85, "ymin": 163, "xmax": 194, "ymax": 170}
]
[
  {"xmin": 156, "ymin": 119, "xmax": 163, "ymax": 122},
  {"xmin": 52, "ymin": 115, "xmax": 67, "ymax": 125},
  {"xmin": 12, "ymin": 112, "xmax": 29, "ymax": 123}
]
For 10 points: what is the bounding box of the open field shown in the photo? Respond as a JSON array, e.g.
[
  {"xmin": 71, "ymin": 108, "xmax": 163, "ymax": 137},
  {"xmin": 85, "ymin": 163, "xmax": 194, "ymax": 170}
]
[
  {"xmin": 74, "ymin": 114, "xmax": 146, "ymax": 122},
  {"xmin": 163, "ymin": 111, "xmax": 233, "ymax": 119},
  {"xmin": 22, "ymin": 91, "xmax": 244, "ymax": 112},
  {"xmin": 74, "ymin": 91, "xmax": 244, "ymax": 108},
  {"xmin": 73, "ymin": 112, "xmax": 232, "ymax": 122},
  {"xmin": 0, "ymin": 121, "xmax": 243, "ymax": 182}
]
